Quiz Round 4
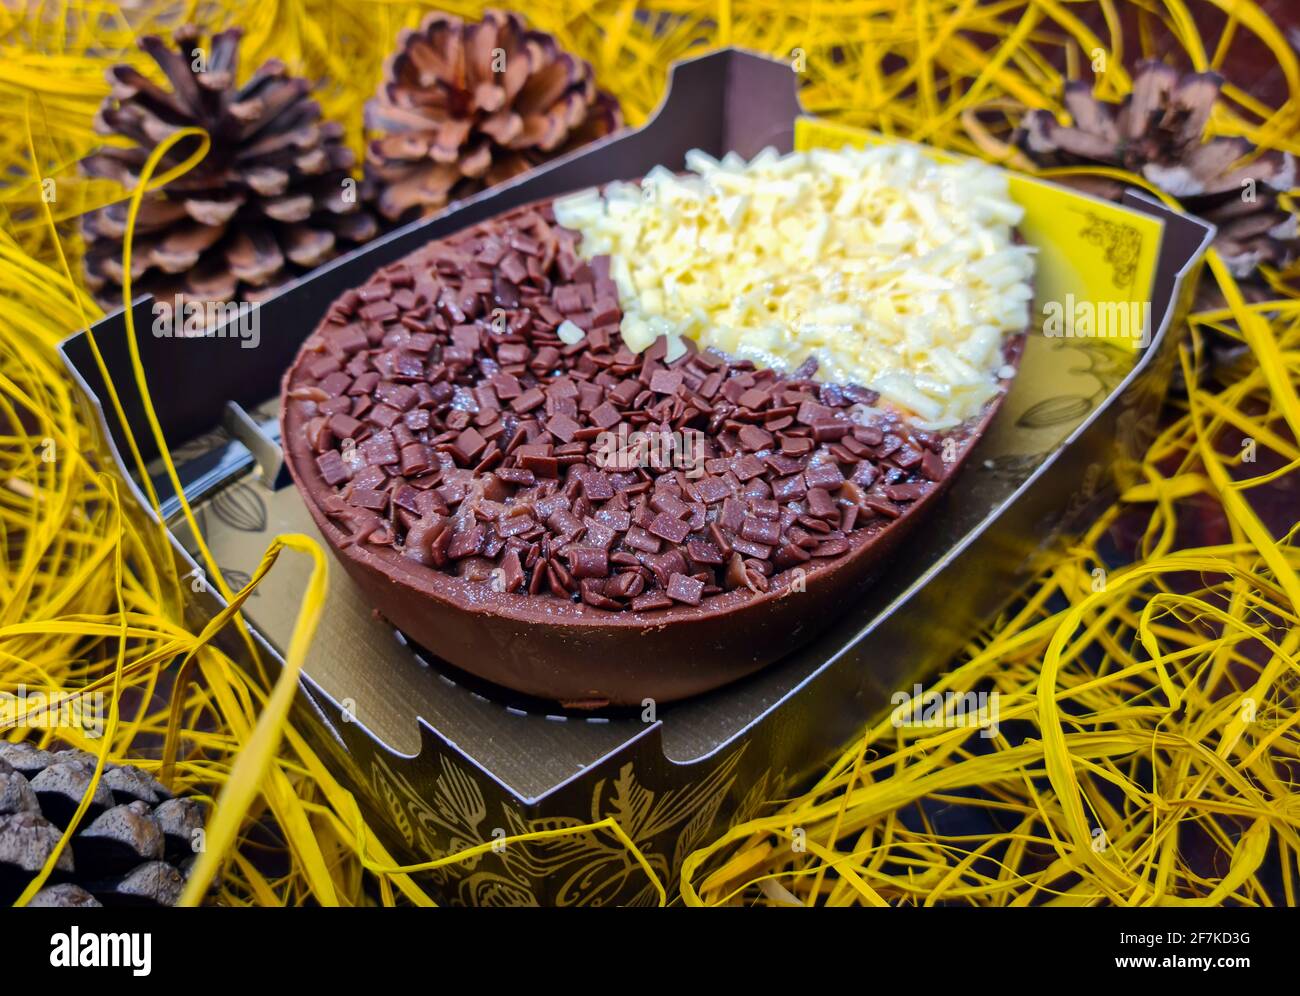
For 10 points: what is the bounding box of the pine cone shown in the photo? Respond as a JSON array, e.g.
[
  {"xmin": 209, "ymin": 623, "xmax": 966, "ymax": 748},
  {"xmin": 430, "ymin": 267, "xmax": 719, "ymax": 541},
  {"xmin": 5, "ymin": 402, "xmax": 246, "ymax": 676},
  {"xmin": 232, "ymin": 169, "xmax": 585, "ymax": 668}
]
[
  {"xmin": 81, "ymin": 25, "xmax": 378, "ymax": 309},
  {"xmin": 1016, "ymin": 61, "xmax": 1297, "ymax": 279},
  {"xmin": 1, "ymin": 742, "xmax": 205, "ymax": 907},
  {"xmin": 364, "ymin": 10, "xmax": 622, "ymax": 222}
]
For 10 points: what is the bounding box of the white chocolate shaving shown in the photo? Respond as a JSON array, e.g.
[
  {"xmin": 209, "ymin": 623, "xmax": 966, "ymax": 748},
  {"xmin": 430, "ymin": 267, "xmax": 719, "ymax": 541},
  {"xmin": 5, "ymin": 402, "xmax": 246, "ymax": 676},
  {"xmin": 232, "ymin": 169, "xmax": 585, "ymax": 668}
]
[
  {"xmin": 556, "ymin": 319, "xmax": 586, "ymax": 345},
  {"xmin": 554, "ymin": 144, "xmax": 1036, "ymax": 428}
]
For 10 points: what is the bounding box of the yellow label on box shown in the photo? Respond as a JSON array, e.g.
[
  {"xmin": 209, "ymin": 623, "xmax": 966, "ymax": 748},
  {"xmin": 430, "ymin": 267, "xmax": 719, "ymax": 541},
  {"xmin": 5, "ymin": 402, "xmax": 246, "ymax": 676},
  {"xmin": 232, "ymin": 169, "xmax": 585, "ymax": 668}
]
[{"xmin": 794, "ymin": 117, "xmax": 1164, "ymax": 352}]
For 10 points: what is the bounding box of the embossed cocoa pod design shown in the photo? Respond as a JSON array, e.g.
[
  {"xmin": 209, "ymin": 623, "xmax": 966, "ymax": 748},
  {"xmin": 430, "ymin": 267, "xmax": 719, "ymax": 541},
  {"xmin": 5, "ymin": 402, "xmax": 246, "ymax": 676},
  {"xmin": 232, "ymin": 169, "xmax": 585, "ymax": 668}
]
[
  {"xmin": 1016, "ymin": 394, "xmax": 1094, "ymax": 429},
  {"xmin": 209, "ymin": 482, "xmax": 267, "ymax": 533}
]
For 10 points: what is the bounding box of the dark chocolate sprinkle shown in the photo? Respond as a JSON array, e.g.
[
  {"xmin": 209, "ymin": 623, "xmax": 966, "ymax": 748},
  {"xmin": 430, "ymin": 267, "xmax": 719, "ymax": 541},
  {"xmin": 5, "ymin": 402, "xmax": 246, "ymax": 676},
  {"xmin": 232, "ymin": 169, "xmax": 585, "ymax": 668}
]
[{"xmin": 291, "ymin": 201, "xmax": 965, "ymax": 613}]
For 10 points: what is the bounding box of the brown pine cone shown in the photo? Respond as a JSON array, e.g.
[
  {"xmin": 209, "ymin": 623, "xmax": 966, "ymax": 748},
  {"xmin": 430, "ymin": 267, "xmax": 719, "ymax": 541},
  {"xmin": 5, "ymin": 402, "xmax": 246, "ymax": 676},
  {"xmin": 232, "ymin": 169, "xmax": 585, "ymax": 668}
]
[
  {"xmin": 364, "ymin": 9, "xmax": 622, "ymax": 222},
  {"xmin": 1, "ymin": 742, "xmax": 206, "ymax": 908},
  {"xmin": 81, "ymin": 25, "xmax": 378, "ymax": 308},
  {"xmin": 1016, "ymin": 61, "xmax": 1297, "ymax": 279}
]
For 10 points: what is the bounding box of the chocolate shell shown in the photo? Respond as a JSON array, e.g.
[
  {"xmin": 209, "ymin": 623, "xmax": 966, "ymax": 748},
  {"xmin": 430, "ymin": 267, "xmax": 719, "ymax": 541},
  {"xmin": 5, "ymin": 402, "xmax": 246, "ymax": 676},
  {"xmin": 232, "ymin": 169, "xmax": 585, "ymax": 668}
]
[{"xmin": 281, "ymin": 196, "xmax": 1026, "ymax": 705}]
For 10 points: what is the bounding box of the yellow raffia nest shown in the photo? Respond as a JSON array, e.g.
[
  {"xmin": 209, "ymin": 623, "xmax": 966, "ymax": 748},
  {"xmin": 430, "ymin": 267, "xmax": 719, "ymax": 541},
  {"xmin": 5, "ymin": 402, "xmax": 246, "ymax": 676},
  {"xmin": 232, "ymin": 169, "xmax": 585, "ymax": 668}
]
[{"xmin": 2, "ymin": 1, "xmax": 1299, "ymax": 906}]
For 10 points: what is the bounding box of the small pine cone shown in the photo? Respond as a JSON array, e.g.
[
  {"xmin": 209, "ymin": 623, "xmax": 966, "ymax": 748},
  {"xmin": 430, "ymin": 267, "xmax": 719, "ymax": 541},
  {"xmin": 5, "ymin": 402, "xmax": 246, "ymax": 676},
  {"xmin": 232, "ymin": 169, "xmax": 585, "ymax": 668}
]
[
  {"xmin": 81, "ymin": 25, "xmax": 378, "ymax": 309},
  {"xmin": 0, "ymin": 743, "xmax": 204, "ymax": 908},
  {"xmin": 364, "ymin": 9, "xmax": 622, "ymax": 222},
  {"xmin": 1016, "ymin": 61, "xmax": 1297, "ymax": 279}
]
